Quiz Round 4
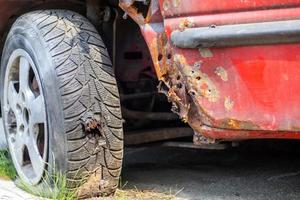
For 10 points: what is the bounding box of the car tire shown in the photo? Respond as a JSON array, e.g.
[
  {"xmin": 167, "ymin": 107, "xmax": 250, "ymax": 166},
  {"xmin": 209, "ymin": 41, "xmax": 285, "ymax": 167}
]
[{"xmin": 0, "ymin": 10, "xmax": 123, "ymax": 198}]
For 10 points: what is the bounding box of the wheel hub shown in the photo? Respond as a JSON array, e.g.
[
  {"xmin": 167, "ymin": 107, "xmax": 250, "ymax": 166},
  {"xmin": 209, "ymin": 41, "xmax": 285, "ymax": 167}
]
[{"xmin": 3, "ymin": 49, "xmax": 48, "ymax": 185}]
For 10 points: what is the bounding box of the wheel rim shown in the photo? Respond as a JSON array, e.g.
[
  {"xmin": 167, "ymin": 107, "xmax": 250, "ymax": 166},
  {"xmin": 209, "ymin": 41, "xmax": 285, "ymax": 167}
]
[{"xmin": 3, "ymin": 49, "xmax": 48, "ymax": 185}]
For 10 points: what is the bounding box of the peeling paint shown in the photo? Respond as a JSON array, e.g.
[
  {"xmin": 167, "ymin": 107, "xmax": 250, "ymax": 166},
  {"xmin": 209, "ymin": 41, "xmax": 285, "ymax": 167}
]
[
  {"xmin": 221, "ymin": 118, "xmax": 260, "ymax": 130},
  {"xmin": 163, "ymin": 0, "xmax": 170, "ymax": 11},
  {"xmin": 196, "ymin": 71, "xmax": 220, "ymax": 102},
  {"xmin": 215, "ymin": 66, "xmax": 228, "ymax": 81},
  {"xmin": 119, "ymin": 0, "xmax": 162, "ymax": 25},
  {"xmin": 227, "ymin": 119, "xmax": 241, "ymax": 129},
  {"xmin": 119, "ymin": 1, "xmax": 145, "ymax": 25},
  {"xmin": 174, "ymin": 55, "xmax": 220, "ymax": 103},
  {"xmin": 173, "ymin": 0, "xmax": 181, "ymax": 7},
  {"xmin": 178, "ymin": 18, "xmax": 194, "ymax": 31},
  {"xmin": 224, "ymin": 96, "xmax": 234, "ymax": 111},
  {"xmin": 199, "ymin": 48, "xmax": 213, "ymax": 58},
  {"xmin": 193, "ymin": 61, "xmax": 202, "ymax": 68}
]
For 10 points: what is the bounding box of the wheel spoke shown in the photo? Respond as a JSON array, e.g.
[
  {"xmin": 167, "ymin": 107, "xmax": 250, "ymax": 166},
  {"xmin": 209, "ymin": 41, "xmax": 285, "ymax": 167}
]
[
  {"xmin": 19, "ymin": 56, "xmax": 30, "ymax": 92},
  {"xmin": 4, "ymin": 49, "xmax": 48, "ymax": 185},
  {"xmin": 7, "ymin": 81, "xmax": 19, "ymax": 113},
  {"xmin": 10, "ymin": 135, "xmax": 25, "ymax": 166},
  {"xmin": 26, "ymin": 136, "xmax": 44, "ymax": 175},
  {"xmin": 29, "ymin": 124, "xmax": 39, "ymax": 142},
  {"xmin": 29, "ymin": 95, "xmax": 46, "ymax": 125}
]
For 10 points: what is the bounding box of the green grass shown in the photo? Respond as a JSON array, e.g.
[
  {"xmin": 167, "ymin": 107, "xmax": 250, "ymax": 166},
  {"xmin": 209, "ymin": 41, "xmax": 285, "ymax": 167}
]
[
  {"xmin": 0, "ymin": 149, "xmax": 16, "ymax": 180},
  {"xmin": 18, "ymin": 166, "xmax": 78, "ymax": 200},
  {"xmin": 0, "ymin": 150, "xmax": 76, "ymax": 199}
]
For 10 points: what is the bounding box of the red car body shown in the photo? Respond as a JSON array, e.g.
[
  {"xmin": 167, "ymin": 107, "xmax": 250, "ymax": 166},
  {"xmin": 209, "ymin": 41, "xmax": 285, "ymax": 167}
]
[{"xmin": 120, "ymin": 0, "xmax": 300, "ymax": 142}]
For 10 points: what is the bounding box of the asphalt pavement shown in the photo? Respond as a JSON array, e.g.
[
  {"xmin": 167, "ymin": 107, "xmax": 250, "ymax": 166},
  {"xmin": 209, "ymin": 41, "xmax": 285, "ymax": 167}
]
[{"xmin": 123, "ymin": 141, "xmax": 300, "ymax": 200}]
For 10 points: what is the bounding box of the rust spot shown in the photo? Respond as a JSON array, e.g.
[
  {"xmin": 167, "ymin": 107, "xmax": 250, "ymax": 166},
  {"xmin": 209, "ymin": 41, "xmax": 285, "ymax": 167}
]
[
  {"xmin": 199, "ymin": 48, "xmax": 213, "ymax": 58},
  {"xmin": 290, "ymin": 126, "xmax": 300, "ymax": 131},
  {"xmin": 220, "ymin": 118, "xmax": 260, "ymax": 130},
  {"xmin": 155, "ymin": 38, "xmax": 191, "ymax": 122},
  {"xmin": 215, "ymin": 66, "xmax": 228, "ymax": 81},
  {"xmin": 149, "ymin": 31, "xmax": 171, "ymax": 79},
  {"xmin": 227, "ymin": 119, "xmax": 240, "ymax": 129},
  {"xmin": 179, "ymin": 18, "xmax": 194, "ymax": 31},
  {"xmin": 224, "ymin": 96, "xmax": 234, "ymax": 111},
  {"xmin": 119, "ymin": 1, "xmax": 145, "ymax": 25},
  {"xmin": 163, "ymin": 0, "xmax": 170, "ymax": 11},
  {"xmin": 193, "ymin": 61, "xmax": 202, "ymax": 68},
  {"xmin": 172, "ymin": 0, "xmax": 181, "ymax": 7},
  {"xmin": 119, "ymin": 0, "xmax": 162, "ymax": 25},
  {"xmin": 176, "ymin": 55, "xmax": 219, "ymax": 103},
  {"xmin": 158, "ymin": 53, "xmax": 163, "ymax": 61}
]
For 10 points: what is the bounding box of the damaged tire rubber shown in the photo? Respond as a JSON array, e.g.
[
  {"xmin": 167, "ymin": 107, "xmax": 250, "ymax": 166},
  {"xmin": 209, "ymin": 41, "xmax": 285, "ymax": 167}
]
[{"xmin": 0, "ymin": 10, "xmax": 123, "ymax": 198}]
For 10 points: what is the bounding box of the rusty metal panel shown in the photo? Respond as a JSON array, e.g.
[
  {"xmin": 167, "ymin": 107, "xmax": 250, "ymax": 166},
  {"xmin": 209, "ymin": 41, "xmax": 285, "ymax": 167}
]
[{"xmin": 120, "ymin": 0, "xmax": 300, "ymax": 141}]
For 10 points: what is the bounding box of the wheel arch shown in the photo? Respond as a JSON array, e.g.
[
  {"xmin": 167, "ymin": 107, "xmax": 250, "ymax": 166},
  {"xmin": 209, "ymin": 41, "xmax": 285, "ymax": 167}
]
[{"xmin": 0, "ymin": 0, "xmax": 86, "ymax": 72}]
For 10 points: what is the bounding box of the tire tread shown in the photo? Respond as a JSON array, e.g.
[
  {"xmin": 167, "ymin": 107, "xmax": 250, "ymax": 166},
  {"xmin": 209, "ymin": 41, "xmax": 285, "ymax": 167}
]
[{"xmin": 26, "ymin": 10, "xmax": 123, "ymax": 197}]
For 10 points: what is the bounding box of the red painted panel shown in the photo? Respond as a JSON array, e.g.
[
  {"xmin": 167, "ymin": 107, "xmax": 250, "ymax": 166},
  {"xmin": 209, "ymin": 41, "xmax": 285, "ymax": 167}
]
[
  {"xmin": 159, "ymin": 0, "xmax": 300, "ymax": 17},
  {"xmin": 175, "ymin": 45, "xmax": 300, "ymax": 131},
  {"xmin": 158, "ymin": 0, "xmax": 300, "ymax": 138},
  {"xmin": 165, "ymin": 7, "xmax": 300, "ymax": 37},
  {"xmin": 199, "ymin": 126, "xmax": 300, "ymax": 140},
  {"xmin": 121, "ymin": 0, "xmax": 300, "ymax": 139}
]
